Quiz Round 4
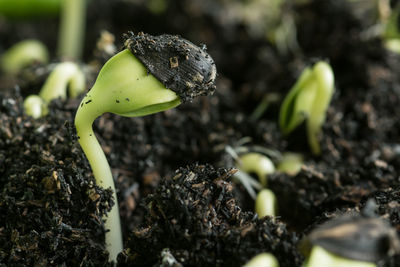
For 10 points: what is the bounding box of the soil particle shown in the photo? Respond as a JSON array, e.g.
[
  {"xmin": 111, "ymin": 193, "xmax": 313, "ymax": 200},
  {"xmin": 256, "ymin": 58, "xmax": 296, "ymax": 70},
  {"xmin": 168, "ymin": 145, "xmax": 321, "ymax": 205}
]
[
  {"xmin": 118, "ymin": 164, "xmax": 302, "ymax": 267},
  {"xmin": 0, "ymin": 89, "xmax": 113, "ymax": 266}
]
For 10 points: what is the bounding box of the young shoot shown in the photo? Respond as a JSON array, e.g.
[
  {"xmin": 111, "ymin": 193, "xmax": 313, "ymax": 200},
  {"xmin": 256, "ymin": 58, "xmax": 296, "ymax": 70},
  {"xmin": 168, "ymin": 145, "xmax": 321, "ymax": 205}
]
[
  {"xmin": 304, "ymin": 246, "xmax": 376, "ymax": 267},
  {"xmin": 74, "ymin": 32, "xmax": 216, "ymax": 262},
  {"xmin": 237, "ymin": 152, "xmax": 275, "ymax": 186},
  {"xmin": 1, "ymin": 40, "xmax": 49, "ymax": 74},
  {"xmin": 255, "ymin": 189, "xmax": 277, "ymax": 218},
  {"xmin": 302, "ymin": 213, "xmax": 400, "ymax": 267},
  {"xmin": 276, "ymin": 152, "xmax": 303, "ymax": 176},
  {"xmin": 383, "ymin": 4, "xmax": 400, "ymax": 53},
  {"xmin": 243, "ymin": 252, "xmax": 279, "ymax": 267},
  {"xmin": 279, "ymin": 61, "xmax": 334, "ymax": 155},
  {"xmin": 24, "ymin": 62, "xmax": 85, "ymax": 118}
]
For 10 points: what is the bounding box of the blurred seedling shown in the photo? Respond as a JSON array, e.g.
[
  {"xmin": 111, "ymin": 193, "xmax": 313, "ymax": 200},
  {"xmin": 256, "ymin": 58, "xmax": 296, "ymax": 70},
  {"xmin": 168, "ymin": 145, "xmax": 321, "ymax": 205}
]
[
  {"xmin": 0, "ymin": 40, "xmax": 49, "ymax": 74},
  {"xmin": 279, "ymin": 61, "xmax": 334, "ymax": 155},
  {"xmin": 244, "ymin": 252, "xmax": 279, "ymax": 267},
  {"xmin": 23, "ymin": 61, "xmax": 85, "ymax": 118}
]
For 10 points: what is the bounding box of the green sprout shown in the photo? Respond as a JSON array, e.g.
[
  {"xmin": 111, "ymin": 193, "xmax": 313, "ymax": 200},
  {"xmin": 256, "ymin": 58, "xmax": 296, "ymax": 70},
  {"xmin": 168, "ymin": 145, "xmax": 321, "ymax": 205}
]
[
  {"xmin": 279, "ymin": 61, "xmax": 334, "ymax": 155},
  {"xmin": 276, "ymin": 152, "xmax": 303, "ymax": 176},
  {"xmin": 0, "ymin": 0, "xmax": 61, "ymax": 18},
  {"xmin": 383, "ymin": 4, "xmax": 400, "ymax": 53},
  {"xmin": 304, "ymin": 246, "xmax": 376, "ymax": 267},
  {"xmin": 244, "ymin": 252, "xmax": 279, "ymax": 267},
  {"xmin": 57, "ymin": 0, "xmax": 87, "ymax": 60},
  {"xmin": 255, "ymin": 189, "xmax": 277, "ymax": 218},
  {"xmin": 302, "ymin": 211, "xmax": 400, "ymax": 267},
  {"xmin": 237, "ymin": 152, "xmax": 275, "ymax": 186},
  {"xmin": 74, "ymin": 32, "xmax": 216, "ymax": 262},
  {"xmin": 24, "ymin": 61, "xmax": 85, "ymax": 118},
  {"xmin": 1, "ymin": 40, "xmax": 49, "ymax": 74}
]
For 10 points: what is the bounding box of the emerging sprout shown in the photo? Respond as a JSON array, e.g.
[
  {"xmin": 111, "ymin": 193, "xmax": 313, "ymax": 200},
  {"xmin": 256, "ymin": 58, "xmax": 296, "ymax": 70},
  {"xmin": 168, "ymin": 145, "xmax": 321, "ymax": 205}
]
[
  {"xmin": 305, "ymin": 246, "xmax": 376, "ymax": 267},
  {"xmin": 237, "ymin": 152, "xmax": 275, "ymax": 186},
  {"xmin": 276, "ymin": 152, "xmax": 303, "ymax": 176},
  {"xmin": 74, "ymin": 32, "xmax": 216, "ymax": 262},
  {"xmin": 24, "ymin": 62, "xmax": 85, "ymax": 118},
  {"xmin": 255, "ymin": 189, "xmax": 277, "ymax": 217},
  {"xmin": 243, "ymin": 252, "xmax": 279, "ymax": 267},
  {"xmin": 302, "ymin": 213, "xmax": 400, "ymax": 267},
  {"xmin": 1, "ymin": 40, "xmax": 49, "ymax": 74},
  {"xmin": 279, "ymin": 61, "xmax": 334, "ymax": 155},
  {"xmin": 383, "ymin": 4, "xmax": 400, "ymax": 53},
  {"xmin": 23, "ymin": 95, "xmax": 47, "ymax": 119}
]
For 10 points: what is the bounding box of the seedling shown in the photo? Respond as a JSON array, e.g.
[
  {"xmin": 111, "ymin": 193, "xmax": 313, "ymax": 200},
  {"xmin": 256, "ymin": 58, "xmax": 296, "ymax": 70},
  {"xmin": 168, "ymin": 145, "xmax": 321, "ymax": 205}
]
[
  {"xmin": 24, "ymin": 62, "xmax": 85, "ymax": 118},
  {"xmin": 383, "ymin": 4, "xmax": 400, "ymax": 53},
  {"xmin": 302, "ymin": 213, "xmax": 400, "ymax": 267},
  {"xmin": 255, "ymin": 189, "xmax": 277, "ymax": 217},
  {"xmin": 74, "ymin": 32, "xmax": 216, "ymax": 262},
  {"xmin": 304, "ymin": 246, "xmax": 376, "ymax": 267},
  {"xmin": 1, "ymin": 40, "xmax": 49, "ymax": 74},
  {"xmin": 279, "ymin": 61, "xmax": 334, "ymax": 155},
  {"xmin": 244, "ymin": 252, "xmax": 279, "ymax": 267},
  {"xmin": 237, "ymin": 152, "xmax": 275, "ymax": 186},
  {"xmin": 276, "ymin": 152, "xmax": 303, "ymax": 175}
]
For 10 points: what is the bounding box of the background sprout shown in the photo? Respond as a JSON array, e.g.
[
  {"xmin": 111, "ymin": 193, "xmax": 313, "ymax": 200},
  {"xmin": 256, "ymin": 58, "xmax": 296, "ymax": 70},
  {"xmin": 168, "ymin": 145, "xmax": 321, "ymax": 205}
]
[
  {"xmin": 244, "ymin": 252, "xmax": 279, "ymax": 267},
  {"xmin": 75, "ymin": 32, "xmax": 216, "ymax": 262},
  {"xmin": 279, "ymin": 61, "xmax": 334, "ymax": 155},
  {"xmin": 1, "ymin": 40, "xmax": 49, "ymax": 74},
  {"xmin": 23, "ymin": 62, "xmax": 85, "ymax": 118},
  {"xmin": 0, "ymin": 0, "xmax": 61, "ymax": 18},
  {"xmin": 23, "ymin": 95, "xmax": 47, "ymax": 119},
  {"xmin": 276, "ymin": 152, "xmax": 303, "ymax": 175},
  {"xmin": 383, "ymin": 4, "xmax": 400, "ymax": 53},
  {"xmin": 302, "ymin": 213, "xmax": 400, "ymax": 267},
  {"xmin": 304, "ymin": 246, "xmax": 376, "ymax": 267},
  {"xmin": 255, "ymin": 189, "xmax": 278, "ymax": 217},
  {"xmin": 237, "ymin": 152, "xmax": 275, "ymax": 186}
]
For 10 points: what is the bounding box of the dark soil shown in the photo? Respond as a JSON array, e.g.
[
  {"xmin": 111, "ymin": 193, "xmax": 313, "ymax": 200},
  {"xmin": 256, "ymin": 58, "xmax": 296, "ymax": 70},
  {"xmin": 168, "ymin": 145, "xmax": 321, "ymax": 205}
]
[{"xmin": 0, "ymin": 0, "xmax": 400, "ymax": 266}]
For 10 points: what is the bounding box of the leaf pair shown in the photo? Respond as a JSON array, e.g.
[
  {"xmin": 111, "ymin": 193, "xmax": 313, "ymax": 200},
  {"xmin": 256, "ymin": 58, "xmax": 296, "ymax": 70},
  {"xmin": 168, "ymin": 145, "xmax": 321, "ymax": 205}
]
[{"xmin": 279, "ymin": 61, "xmax": 334, "ymax": 155}]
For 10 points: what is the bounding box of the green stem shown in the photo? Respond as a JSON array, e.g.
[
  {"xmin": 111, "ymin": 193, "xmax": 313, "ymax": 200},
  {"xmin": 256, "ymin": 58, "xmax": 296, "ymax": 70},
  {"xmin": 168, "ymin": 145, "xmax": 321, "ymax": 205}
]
[
  {"xmin": 75, "ymin": 101, "xmax": 123, "ymax": 262},
  {"xmin": 57, "ymin": 0, "xmax": 86, "ymax": 60}
]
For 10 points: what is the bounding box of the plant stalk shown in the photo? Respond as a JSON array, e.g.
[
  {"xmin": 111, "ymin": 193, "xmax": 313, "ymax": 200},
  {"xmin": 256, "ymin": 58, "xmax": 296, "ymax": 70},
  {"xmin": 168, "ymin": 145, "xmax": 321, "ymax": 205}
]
[
  {"xmin": 57, "ymin": 0, "xmax": 86, "ymax": 60},
  {"xmin": 75, "ymin": 100, "xmax": 123, "ymax": 262}
]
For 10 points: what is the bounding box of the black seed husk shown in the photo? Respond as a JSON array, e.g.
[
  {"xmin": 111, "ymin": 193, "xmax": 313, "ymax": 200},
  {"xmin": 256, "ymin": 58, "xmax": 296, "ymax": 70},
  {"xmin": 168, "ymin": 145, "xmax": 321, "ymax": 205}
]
[
  {"xmin": 307, "ymin": 214, "xmax": 400, "ymax": 262},
  {"xmin": 124, "ymin": 32, "xmax": 217, "ymax": 103}
]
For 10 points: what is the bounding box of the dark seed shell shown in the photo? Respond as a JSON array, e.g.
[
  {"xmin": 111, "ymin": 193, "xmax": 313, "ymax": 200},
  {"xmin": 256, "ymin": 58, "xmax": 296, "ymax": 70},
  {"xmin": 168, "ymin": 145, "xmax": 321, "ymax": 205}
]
[
  {"xmin": 308, "ymin": 214, "xmax": 400, "ymax": 262},
  {"xmin": 124, "ymin": 32, "xmax": 216, "ymax": 102}
]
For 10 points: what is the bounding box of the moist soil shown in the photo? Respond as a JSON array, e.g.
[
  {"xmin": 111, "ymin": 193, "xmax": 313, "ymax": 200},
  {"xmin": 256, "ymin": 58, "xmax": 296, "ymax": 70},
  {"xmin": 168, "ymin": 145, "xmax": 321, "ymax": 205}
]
[{"xmin": 0, "ymin": 0, "xmax": 400, "ymax": 266}]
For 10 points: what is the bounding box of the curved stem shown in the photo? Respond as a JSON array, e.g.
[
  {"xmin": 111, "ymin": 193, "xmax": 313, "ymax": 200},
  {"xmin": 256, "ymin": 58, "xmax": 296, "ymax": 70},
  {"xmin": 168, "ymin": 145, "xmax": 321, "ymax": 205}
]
[
  {"xmin": 75, "ymin": 101, "xmax": 123, "ymax": 262},
  {"xmin": 39, "ymin": 62, "xmax": 85, "ymax": 102}
]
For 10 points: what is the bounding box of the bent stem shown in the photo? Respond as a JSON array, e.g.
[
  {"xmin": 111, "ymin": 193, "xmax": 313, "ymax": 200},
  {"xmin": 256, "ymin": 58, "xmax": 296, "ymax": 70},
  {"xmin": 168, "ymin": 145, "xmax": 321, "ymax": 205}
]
[
  {"xmin": 74, "ymin": 49, "xmax": 183, "ymax": 262},
  {"xmin": 39, "ymin": 62, "xmax": 85, "ymax": 101},
  {"xmin": 75, "ymin": 103, "xmax": 123, "ymax": 262}
]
